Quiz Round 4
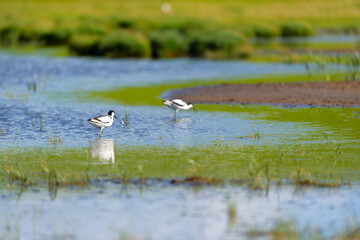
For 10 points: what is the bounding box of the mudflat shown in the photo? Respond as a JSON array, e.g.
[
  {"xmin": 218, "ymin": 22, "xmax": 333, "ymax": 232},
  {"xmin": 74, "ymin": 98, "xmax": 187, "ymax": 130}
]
[{"xmin": 167, "ymin": 81, "xmax": 360, "ymax": 106}]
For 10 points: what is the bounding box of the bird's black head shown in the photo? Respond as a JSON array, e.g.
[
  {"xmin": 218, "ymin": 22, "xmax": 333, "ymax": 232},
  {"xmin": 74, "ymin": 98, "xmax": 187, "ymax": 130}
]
[{"xmin": 108, "ymin": 110, "xmax": 115, "ymax": 116}]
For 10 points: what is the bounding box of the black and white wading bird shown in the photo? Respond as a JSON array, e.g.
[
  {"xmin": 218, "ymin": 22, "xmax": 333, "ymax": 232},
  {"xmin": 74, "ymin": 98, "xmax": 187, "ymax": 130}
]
[
  {"xmin": 88, "ymin": 110, "xmax": 122, "ymax": 137},
  {"xmin": 163, "ymin": 99, "xmax": 194, "ymax": 118}
]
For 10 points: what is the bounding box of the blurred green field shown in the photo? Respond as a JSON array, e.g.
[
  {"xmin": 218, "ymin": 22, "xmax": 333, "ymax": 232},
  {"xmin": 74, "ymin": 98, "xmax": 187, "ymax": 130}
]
[{"xmin": 1, "ymin": 0, "xmax": 360, "ymax": 58}]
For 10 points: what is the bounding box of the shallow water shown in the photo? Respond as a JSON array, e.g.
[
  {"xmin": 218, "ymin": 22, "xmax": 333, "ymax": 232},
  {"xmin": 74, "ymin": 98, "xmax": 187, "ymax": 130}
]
[
  {"xmin": 0, "ymin": 55, "xmax": 310, "ymax": 148},
  {"xmin": 1, "ymin": 183, "xmax": 360, "ymax": 240},
  {"xmin": 1, "ymin": 54, "xmax": 360, "ymax": 238}
]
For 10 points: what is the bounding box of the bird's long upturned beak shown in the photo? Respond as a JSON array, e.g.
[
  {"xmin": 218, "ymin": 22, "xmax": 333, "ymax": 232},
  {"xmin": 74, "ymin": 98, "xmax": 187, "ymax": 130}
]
[{"xmin": 114, "ymin": 115, "xmax": 118, "ymax": 120}]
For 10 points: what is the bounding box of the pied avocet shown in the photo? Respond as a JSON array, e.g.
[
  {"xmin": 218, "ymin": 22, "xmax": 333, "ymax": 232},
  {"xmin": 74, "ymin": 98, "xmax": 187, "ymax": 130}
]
[
  {"xmin": 163, "ymin": 99, "xmax": 194, "ymax": 118},
  {"xmin": 88, "ymin": 110, "xmax": 122, "ymax": 137}
]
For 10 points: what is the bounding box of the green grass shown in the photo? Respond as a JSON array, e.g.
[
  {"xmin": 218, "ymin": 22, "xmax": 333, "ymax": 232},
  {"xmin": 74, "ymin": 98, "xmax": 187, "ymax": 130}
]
[
  {"xmin": 1, "ymin": 0, "xmax": 360, "ymax": 58},
  {"xmin": 280, "ymin": 22, "xmax": 313, "ymax": 37},
  {"xmin": 148, "ymin": 30, "xmax": 188, "ymax": 58}
]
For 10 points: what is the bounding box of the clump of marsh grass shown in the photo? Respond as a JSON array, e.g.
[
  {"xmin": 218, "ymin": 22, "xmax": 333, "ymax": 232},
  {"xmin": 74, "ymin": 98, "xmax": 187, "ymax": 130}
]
[
  {"xmin": 47, "ymin": 134, "xmax": 63, "ymax": 145},
  {"xmin": 187, "ymin": 159, "xmax": 204, "ymax": 176},
  {"xmin": 251, "ymin": 24, "xmax": 280, "ymax": 39},
  {"xmin": 48, "ymin": 169, "xmax": 59, "ymax": 186},
  {"xmin": 234, "ymin": 128, "xmax": 261, "ymax": 139},
  {"xmin": 276, "ymin": 145, "xmax": 286, "ymax": 184},
  {"xmin": 7, "ymin": 165, "xmax": 28, "ymax": 185},
  {"xmin": 138, "ymin": 164, "xmax": 145, "ymax": 183},
  {"xmin": 124, "ymin": 112, "xmax": 130, "ymax": 128},
  {"xmin": 98, "ymin": 30, "xmax": 151, "ymax": 58},
  {"xmin": 148, "ymin": 30, "xmax": 188, "ymax": 58},
  {"xmin": 69, "ymin": 34, "xmax": 101, "ymax": 56},
  {"xmin": 247, "ymin": 157, "xmax": 263, "ymax": 189},
  {"xmin": 27, "ymin": 78, "xmax": 37, "ymax": 92},
  {"xmin": 0, "ymin": 26, "xmax": 23, "ymax": 45},
  {"xmin": 247, "ymin": 218, "xmax": 360, "ymax": 240},
  {"xmin": 37, "ymin": 28, "xmax": 71, "ymax": 46},
  {"xmin": 280, "ymin": 21, "xmax": 313, "ymax": 37},
  {"xmin": 115, "ymin": 17, "xmax": 139, "ymax": 29},
  {"xmin": 305, "ymin": 62, "xmax": 312, "ymax": 81},
  {"xmin": 0, "ymin": 126, "xmax": 5, "ymax": 135},
  {"xmin": 292, "ymin": 166, "xmax": 313, "ymax": 185},
  {"xmin": 344, "ymin": 52, "xmax": 360, "ymax": 81},
  {"xmin": 250, "ymin": 128, "xmax": 261, "ymax": 139},
  {"xmin": 28, "ymin": 112, "xmax": 35, "ymax": 127},
  {"xmin": 187, "ymin": 30, "xmax": 247, "ymax": 58},
  {"xmin": 39, "ymin": 116, "xmax": 44, "ymax": 131},
  {"xmin": 226, "ymin": 198, "xmax": 237, "ymax": 227},
  {"xmin": 47, "ymin": 169, "xmax": 59, "ymax": 200},
  {"xmin": 84, "ymin": 162, "xmax": 90, "ymax": 184},
  {"xmin": 338, "ymin": 219, "xmax": 360, "ymax": 240},
  {"xmin": 323, "ymin": 132, "xmax": 343, "ymax": 166}
]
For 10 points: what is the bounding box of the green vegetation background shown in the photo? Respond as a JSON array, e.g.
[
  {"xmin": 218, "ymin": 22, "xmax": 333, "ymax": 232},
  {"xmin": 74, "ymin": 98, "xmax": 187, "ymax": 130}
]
[{"xmin": 1, "ymin": 0, "xmax": 360, "ymax": 58}]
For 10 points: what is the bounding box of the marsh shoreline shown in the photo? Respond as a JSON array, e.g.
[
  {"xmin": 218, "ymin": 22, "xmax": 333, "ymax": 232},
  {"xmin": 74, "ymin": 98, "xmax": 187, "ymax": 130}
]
[{"xmin": 167, "ymin": 80, "xmax": 360, "ymax": 106}]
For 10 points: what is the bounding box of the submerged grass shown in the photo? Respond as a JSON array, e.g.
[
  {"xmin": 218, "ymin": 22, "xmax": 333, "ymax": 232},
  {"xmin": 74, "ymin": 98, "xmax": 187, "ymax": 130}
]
[
  {"xmin": 1, "ymin": 129, "xmax": 359, "ymax": 189},
  {"xmin": 247, "ymin": 218, "xmax": 360, "ymax": 240}
]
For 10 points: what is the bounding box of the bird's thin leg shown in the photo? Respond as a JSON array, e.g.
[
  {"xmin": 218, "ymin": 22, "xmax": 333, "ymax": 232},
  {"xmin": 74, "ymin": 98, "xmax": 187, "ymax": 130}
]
[
  {"xmin": 173, "ymin": 110, "xmax": 177, "ymax": 119},
  {"xmin": 98, "ymin": 127, "xmax": 104, "ymax": 137}
]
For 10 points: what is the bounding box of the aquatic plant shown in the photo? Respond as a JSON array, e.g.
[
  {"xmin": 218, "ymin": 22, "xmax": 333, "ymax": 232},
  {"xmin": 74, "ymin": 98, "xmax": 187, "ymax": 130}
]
[
  {"xmin": 187, "ymin": 30, "xmax": 246, "ymax": 57},
  {"xmin": 27, "ymin": 79, "xmax": 37, "ymax": 92},
  {"xmin": 39, "ymin": 116, "xmax": 44, "ymax": 131},
  {"xmin": 124, "ymin": 112, "xmax": 130, "ymax": 128},
  {"xmin": 138, "ymin": 164, "xmax": 144, "ymax": 183},
  {"xmin": 323, "ymin": 132, "xmax": 343, "ymax": 166},
  {"xmin": 247, "ymin": 155, "xmax": 263, "ymax": 189},
  {"xmin": 226, "ymin": 199, "xmax": 237, "ymax": 227},
  {"xmin": 28, "ymin": 112, "xmax": 35, "ymax": 127},
  {"xmin": 280, "ymin": 22, "xmax": 313, "ymax": 37},
  {"xmin": 344, "ymin": 52, "xmax": 360, "ymax": 81},
  {"xmin": 76, "ymin": 23, "xmax": 105, "ymax": 36},
  {"xmin": 69, "ymin": 34, "xmax": 100, "ymax": 56},
  {"xmin": 47, "ymin": 134, "xmax": 63, "ymax": 145},
  {"xmin": 98, "ymin": 30, "xmax": 151, "ymax": 58},
  {"xmin": 0, "ymin": 26, "xmax": 20, "ymax": 45},
  {"xmin": 37, "ymin": 28, "xmax": 71, "ymax": 45},
  {"xmin": 276, "ymin": 145, "xmax": 286, "ymax": 184},
  {"xmin": 305, "ymin": 62, "xmax": 312, "ymax": 81},
  {"xmin": 148, "ymin": 30, "xmax": 188, "ymax": 58},
  {"xmin": 251, "ymin": 24, "xmax": 280, "ymax": 38},
  {"xmin": 0, "ymin": 126, "xmax": 5, "ymax": 135}
]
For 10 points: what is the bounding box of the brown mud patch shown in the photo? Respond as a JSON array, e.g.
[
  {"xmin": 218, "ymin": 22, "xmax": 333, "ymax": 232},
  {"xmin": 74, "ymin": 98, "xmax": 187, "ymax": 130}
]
[{"xmin": 167, "ymin": 81, "xmax": 360, "ymax": 106}]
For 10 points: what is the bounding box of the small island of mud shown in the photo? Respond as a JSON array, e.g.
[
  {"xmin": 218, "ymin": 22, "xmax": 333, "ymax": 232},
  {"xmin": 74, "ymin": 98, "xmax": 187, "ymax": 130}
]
[{"xmin": 167, "ymin": 81, "xmax": 360, "ymax": 107}]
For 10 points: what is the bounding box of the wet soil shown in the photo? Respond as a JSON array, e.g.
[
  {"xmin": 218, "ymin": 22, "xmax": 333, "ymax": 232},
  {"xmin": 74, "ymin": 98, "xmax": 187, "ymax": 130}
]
[{"xmin": 167, "ymin": 81, "xmax": 360, "ymax": 106}]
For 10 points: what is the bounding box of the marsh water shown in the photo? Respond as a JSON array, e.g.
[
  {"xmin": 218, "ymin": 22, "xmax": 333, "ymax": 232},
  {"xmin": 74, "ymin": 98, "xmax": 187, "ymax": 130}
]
[{"xmin": 1, "ymin": 54, "xmax": 360, "ymax": 239}]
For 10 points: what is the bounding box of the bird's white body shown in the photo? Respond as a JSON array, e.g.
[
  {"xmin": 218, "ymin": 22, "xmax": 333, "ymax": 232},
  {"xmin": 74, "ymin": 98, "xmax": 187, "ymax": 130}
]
[
  {"xmin": 163, "ymin": 99, "xmax": 194, "ymax": 118},
  {"xmin": 88, "ymin": 110, "xmax": 116, "ymax": 137}
]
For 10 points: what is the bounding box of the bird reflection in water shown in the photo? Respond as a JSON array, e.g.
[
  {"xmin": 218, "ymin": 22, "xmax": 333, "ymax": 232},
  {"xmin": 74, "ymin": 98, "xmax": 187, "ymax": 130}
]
[
  {"xmin": 169, "ymin": 117, "xmax": 193, "ymax": 125},
  {"xmin": 90, "ymin": 138, "xmax": 115, "ymax": 164}
]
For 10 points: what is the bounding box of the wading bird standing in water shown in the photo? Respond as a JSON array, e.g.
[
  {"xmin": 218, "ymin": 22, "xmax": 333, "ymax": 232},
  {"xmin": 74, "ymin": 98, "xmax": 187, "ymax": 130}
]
[
  {"xmin": 163, "ymin": 99, "xmax": 194, "ymax": 119},
  {"xmin": 88, "ymin": 110, "xmax": 122, "ymax": 137}
]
